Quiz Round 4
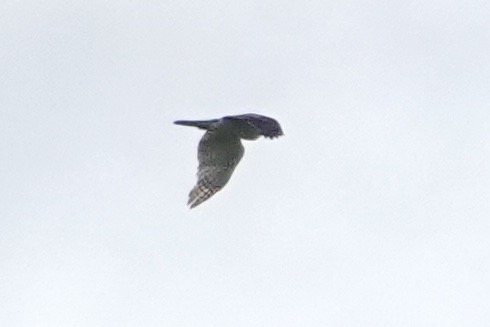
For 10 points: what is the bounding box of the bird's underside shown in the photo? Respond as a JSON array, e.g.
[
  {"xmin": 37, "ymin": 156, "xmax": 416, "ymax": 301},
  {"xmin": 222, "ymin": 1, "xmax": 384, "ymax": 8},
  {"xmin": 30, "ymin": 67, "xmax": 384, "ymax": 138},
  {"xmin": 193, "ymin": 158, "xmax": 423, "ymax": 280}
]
[{"xmin": 174, "ymin": 113, "xmax": 283, "ymax": 208}]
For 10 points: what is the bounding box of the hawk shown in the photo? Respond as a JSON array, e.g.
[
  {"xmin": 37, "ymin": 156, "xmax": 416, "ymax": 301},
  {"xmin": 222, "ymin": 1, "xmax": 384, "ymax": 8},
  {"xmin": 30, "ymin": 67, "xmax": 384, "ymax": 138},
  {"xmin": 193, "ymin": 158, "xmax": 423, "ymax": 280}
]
[{"xmin": 174, "ymin": 113, "xmax": 283, "ymax": 208}]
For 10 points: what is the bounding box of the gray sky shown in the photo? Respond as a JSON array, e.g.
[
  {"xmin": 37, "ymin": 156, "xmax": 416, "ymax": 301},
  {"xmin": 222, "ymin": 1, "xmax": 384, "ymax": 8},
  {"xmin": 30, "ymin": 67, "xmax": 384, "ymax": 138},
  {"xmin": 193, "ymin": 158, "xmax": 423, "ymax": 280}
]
[{"xmin": 1, "ymin": 1, "xmax": 489, "ymax": 326}]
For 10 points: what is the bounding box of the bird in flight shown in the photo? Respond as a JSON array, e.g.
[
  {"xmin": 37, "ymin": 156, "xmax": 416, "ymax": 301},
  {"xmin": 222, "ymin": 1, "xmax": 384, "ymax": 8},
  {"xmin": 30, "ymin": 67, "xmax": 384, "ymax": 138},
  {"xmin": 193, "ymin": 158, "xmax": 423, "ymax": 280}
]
[{"xmin": 174, "ymin": 113, "xmax": 283, "ymax": 208}]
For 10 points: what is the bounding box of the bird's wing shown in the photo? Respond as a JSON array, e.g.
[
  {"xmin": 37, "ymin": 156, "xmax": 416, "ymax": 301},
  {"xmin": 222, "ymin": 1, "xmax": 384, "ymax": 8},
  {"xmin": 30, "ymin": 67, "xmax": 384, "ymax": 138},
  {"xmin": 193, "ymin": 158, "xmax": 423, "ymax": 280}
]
[{"xmin": 187, "ymin": 130, "xmax": 244, "ymax": 208}]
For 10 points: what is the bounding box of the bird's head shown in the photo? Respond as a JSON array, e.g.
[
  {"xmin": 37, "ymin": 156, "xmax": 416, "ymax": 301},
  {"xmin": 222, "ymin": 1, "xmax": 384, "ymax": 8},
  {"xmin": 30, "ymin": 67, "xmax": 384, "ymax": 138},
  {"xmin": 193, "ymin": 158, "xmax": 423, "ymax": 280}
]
[{"xmin": 224, "ymin": 114, "xmax": 283, "ymax": 140}]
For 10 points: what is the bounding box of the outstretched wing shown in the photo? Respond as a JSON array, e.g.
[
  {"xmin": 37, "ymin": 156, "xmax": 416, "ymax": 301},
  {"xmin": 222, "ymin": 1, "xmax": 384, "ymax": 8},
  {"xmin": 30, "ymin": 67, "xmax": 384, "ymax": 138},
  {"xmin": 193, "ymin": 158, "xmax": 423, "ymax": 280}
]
[{"xmin": 187, "ymin": 129, "xmax": 244, "ymax": 208}]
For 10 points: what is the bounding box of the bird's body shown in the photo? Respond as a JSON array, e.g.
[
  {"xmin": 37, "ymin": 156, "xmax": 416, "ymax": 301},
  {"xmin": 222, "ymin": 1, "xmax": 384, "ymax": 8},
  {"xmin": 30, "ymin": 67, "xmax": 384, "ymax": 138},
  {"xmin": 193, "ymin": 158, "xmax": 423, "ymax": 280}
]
[{"xmin": 174, "ymin": 114, "xmax": 283, "ymax": 208}]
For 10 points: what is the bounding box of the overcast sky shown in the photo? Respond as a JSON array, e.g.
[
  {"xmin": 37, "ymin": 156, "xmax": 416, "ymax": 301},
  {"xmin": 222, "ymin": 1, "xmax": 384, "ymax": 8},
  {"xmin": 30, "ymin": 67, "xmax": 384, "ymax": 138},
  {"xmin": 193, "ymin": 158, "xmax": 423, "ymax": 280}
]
[{"xmin": 1, "ymin": 1, "xmax": 489, "ymax": 326}]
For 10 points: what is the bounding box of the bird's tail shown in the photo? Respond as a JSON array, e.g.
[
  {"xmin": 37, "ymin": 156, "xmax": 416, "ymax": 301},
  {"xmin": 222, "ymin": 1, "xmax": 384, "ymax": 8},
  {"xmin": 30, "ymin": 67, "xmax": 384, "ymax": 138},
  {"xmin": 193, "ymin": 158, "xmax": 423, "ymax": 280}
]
[
  {"xmin": 174, "ymin": 119, "xmax": 219, "ymax": 130},
  {"xmin": 187, "ymin": 184, "xmax": 221, "ymax": 209}
]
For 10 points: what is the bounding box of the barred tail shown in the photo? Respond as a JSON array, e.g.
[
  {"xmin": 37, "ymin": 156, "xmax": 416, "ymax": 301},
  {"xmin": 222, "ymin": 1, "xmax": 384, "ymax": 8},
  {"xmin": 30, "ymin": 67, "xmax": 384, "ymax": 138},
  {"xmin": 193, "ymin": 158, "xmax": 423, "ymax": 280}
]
[
  {"xmin": 174, "ymin": 119, "xmax": 219, "ymax": 130},
  {"xmin": 187, "ymin": 184, "xmax": 221, "ymax": 209}
]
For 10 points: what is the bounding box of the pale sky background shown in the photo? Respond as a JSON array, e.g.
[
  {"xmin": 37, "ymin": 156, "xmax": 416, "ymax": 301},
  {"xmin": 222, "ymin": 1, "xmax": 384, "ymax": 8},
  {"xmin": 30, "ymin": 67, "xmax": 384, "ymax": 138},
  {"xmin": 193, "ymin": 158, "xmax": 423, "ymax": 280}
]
[{"xmin": 1, "ymin": 1, "xmax": 489, "ymax": 326}]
